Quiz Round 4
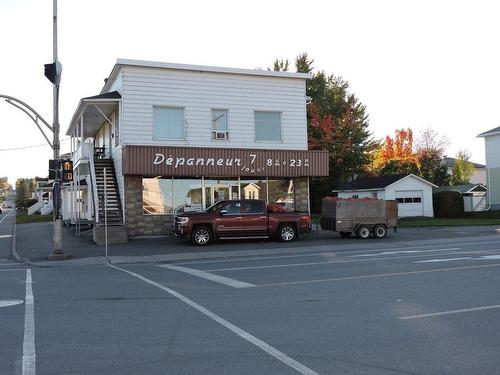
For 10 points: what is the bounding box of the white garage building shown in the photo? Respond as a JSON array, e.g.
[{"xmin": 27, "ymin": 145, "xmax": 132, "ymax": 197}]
[{"xmin": 333, "ymin": 174, "xmax": 436, "ymax": 217}]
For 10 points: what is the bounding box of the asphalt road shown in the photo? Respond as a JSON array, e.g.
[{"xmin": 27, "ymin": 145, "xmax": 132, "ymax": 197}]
[{"xmin": 2, "ymin": 219, "xmax": 500, "ymax": 374}]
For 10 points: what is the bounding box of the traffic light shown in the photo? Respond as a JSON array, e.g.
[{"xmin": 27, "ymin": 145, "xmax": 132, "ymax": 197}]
[
  {"xmin": 48, "ymin": 159, "xmax": 59, "ymax": 180},
  {"xmin": 44, "ymin": 61, "xmax": 62, "ymax": 85},
  {"xmin": 62, "ymin": 160, "xmax": 73, "ymax": 182}
]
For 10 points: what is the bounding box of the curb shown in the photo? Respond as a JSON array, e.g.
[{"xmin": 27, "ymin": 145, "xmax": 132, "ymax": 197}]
[{"xmin": 11, "ymin": 216, "xmax": 49, "ymax": 268}]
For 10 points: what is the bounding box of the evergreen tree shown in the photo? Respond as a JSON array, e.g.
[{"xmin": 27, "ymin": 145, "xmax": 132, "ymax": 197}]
[{"xmin": 275, "ymin": 52, "xmax": 374, "ymax": 211}]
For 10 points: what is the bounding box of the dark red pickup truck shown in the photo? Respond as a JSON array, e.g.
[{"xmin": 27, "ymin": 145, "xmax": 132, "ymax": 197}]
[{"xmin": 173, "ymin": 199, "xmax": 311, "ymax": 245}]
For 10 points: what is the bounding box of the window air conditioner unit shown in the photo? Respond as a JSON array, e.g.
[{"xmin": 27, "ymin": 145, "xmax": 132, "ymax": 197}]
[{"xmin": 213, "ymin": 131, "xmax": 228, "ymax": 140}]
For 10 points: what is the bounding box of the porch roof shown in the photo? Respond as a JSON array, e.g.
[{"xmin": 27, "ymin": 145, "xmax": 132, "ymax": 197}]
[{"xmin": 66, "ymin": 91, "xmax": 121, "ymax": 137}]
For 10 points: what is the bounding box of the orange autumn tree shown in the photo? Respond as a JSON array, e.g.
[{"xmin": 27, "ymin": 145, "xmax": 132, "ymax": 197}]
[{"xmin": 372, "ymin": 128, "xmax": 420, "ymax": 175}]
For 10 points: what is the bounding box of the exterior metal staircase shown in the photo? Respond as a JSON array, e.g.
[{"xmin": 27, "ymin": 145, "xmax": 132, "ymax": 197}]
[{"xmin": 92, "ymin": 158, "xmax": 128, "ymax": 244}]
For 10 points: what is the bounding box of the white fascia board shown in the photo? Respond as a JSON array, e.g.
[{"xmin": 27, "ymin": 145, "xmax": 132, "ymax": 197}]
[
  {"xmin": 385, "ymin": 174, "xmax": 438, "ymax": 189},
  {"xmin": 479, "ymin": 131, "xmax": 500, "ymax": 137}
]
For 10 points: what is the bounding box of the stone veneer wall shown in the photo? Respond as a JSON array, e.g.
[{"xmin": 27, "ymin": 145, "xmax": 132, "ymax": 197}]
[
  {"xmin": 124, "ymin": 176, "xmax": 173, "ymax": 236},
  {"xmin": 293, "ymin": 177, "xmax": 309, "ymax": 213}
]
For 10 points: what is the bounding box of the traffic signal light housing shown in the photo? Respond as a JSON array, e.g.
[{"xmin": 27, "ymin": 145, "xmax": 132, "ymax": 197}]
[
  {"xmin": 48, "ymin": 159, "xmax": 73, "ymax": 182},
  {"xmin": 62, "ymin": 160, "xmax": 73, "ymax": 182}
]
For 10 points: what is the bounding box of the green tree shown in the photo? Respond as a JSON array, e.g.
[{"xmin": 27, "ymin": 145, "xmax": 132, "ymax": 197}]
[
  {"xmin": 0, "ymin": 177, "xmax": 9, "ymax": 203},
  {"xmin": 450, "ymin": 150, "xmax": 474, "ymax": 185},
  {"xmin": 378, "ymin": 159, "xmax": 420, "ymax": 176},
  {"xmin": 415, "ymin": 128, "xmax": 449, "ymax": 186},
  {"xmin": 270, "ymin": 58, "xmax": 289, "ymax": 72},
  {"xmin": 15, "ymin": 178, "xmax": 37, "ymax": 210},
  {"xmin": 279, "ymin": 53, "xmax": 374, "ymax": 211}
]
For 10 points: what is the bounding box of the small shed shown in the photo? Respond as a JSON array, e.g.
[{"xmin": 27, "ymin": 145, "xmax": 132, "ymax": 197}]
[
  {"xmin": 434, "ymin": 184, "xmax": 488, "ymax": 212},
  {"xmin": 333, "ymin": 174, "xmax": 436, "ymax": 217}
]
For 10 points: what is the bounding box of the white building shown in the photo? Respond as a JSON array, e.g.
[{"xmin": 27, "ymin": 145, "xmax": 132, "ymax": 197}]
[
  {"xmin": 65, "ymin": 59, "xmax": 329, "ymax": 243},
  {"xmin": 478, "ymin": 126, "xmax": 500, "ymax": 209},
  {"xmin": 333, "ymin": 174, "xmax": 436, "ymax": 217},
  {"xmin": 442, "ymin": 156, "xmax": 486, "ymax": 185}
]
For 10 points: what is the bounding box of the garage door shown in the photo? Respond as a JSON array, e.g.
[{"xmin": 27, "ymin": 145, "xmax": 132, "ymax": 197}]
[{"xmin": 395, "ymin": 190, "xmax": 423, "ymax": 217}]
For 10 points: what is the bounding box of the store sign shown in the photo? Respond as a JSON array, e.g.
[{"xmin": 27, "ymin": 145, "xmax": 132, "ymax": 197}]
[{"xmin": 123, "ymin": 146, "xmax": 329, "ymax": 177}]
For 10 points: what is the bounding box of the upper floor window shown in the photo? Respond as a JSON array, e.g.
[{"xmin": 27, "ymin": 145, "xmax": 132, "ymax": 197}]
[
  {"xmin": 153, "ymin": 107, "xmax": 184, "ymax": 139},
  {"xmin": 212, "ymin": 109, "xmax": 229, "ymax": 140},
  {"xmin": 255, "ymin": 111, "xmax": 281, "ymax": 142}
]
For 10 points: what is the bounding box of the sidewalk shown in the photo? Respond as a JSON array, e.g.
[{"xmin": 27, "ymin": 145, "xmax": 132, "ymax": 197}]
[{"xmin": 14, "ymin": 221, "xmax": 500, "ymax": 267}]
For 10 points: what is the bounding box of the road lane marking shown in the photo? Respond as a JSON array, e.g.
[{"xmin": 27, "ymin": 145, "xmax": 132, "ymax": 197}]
[
  {"xmin": 110, "ymin": 264, "xmax": 319, "ymax": 375},
  {"xmin": 206, "ymin": 250, "xmax": 484, "ymax": 272},
  {"xmin": 415, "ymin": 255, "xmax": 500, "ymax": 263},
  {"xmin": 0, "ymin": 268, "xmax": 27, "ymax": 271},
  {"xmin": 400, "ymin": 304, "xmax": 500, "ymax": 320},
  {"xmin": 257, "ymin": 262, "xmax": 500, "ymax": 287},
  {"xmin": 158, "ymin": 264, "xmax": 255, "ymax": 288},
  {"xmin": 0, "ymin": 299, "xmax": 24, "ymax": 308},
  {"xmin": 0, "ymin": 210, "xmax": 13, "ymax": 224},
  {"xmin": 174, "ymin": 244, "xmax": 473, "ymax": 266},
  {"xmin": 348, "ymin": 248, "xmax": 460, "ymax": 257},
  {"xmin": 22, "ymin": 269, "xmax": 36, "ymax": 375}
]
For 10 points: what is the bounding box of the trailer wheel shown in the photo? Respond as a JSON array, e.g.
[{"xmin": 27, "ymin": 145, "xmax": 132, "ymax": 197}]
[
  {"xmin": 279, "ymin": 224, "xmax": 296, "ymax": 242},
  {"xmin": 356, "ymin": 225, "xmax": 371, "ymax": 239},
  {"xmin": 373, "ymin": 225, "xmax": 387, "ymax": 239},
  {"xmin": 339, "ymin": 232, "xmax": 352, "ymax": 238}
]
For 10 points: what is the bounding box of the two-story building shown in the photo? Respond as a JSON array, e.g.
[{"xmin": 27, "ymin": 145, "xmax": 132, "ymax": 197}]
[
  {"xmin": 478, "ymin": 126, "xmax": 500, "ymax": 209},
  {"xmin": 65, "ymin": 59, "xmax": 329, "ymax": 244}
]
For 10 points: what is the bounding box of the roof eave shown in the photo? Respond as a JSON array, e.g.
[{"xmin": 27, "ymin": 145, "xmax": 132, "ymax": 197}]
[
  {"xmin": 385, "ymin": 174, "xmax": 438, "ymax": 189},
  {"xmin": 113, "ymin": 58, "xmax": 313, "ymax": 80}
]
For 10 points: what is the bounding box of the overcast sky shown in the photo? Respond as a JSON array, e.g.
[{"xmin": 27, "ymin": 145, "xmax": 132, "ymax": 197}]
[{"xmin": 1, "ymin": 0, "xmax": 498, "ymax": 185}]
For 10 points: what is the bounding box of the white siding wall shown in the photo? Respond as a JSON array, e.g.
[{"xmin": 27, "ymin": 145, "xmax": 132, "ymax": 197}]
[
  {"xmin": 385, "ymin": 177, "xmax": 434, "ymax": 217},
  {"xmin": 112, "ymin": 145, "xmax": 125, "ymax": 213},
  {"xmin": 484, "ymin": 135, "xmax": 500, "ymax": 208},
  {"xmin": 119, "ymin": 66, "xmax": 308, "ymax": 150},
  {"xmin": 485, "ymin": 135, "xmax": 500, "ymax": 168}
]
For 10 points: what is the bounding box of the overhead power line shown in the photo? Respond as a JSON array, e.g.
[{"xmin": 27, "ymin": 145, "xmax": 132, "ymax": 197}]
[{"xmin": 0, "ymin": 138, "xmax": 69, "ymax": 152}]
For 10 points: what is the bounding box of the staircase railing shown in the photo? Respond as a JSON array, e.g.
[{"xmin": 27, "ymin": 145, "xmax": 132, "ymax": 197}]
[{"xmin": 89, "ymin": 157, "xmax": 100, "ymax": 223}]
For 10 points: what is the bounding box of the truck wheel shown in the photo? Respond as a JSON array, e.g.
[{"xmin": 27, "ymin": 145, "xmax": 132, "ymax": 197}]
[
  {"xmin": 279, "ymin": 224, "xmax": 296, "ymax": 242},
  {"xmin": 356, "ymin": 225, "xmax": 371, "ymax": 239},
  {"xmin": 339, "ymin": 232, "xmax": 351, "ymax": 238},
  {"xmin": 373, "ymin": 225, "xmax": 387, "ymax": 239},
  {"xmin": 191, "ymin": 226, "xmax": 212, "ymax": 246}
]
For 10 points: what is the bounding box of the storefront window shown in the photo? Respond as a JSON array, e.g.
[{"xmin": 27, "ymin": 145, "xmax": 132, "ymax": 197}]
[
  {"xmin": 268, "ymin": 179, "xmax": 294, "ymax": 210},
  {"xmin": 173, "ymin": 179, "xmax": 202, "ymax": 214},
  {"xmin": 143, "ymin": 178, "xmax": 202, "ymax": 215},
  {"xmin": 143, "ymin": 178, "xmax": 172, "ymax": 214},
  {"xmin": 240, "ymin": 179, "xmax": 267, "ymax": 202},
  {"xmin": 143, "ymin": 177, "xmax": 296, "ymax": 214},
  {"xmin": 204, "ymin": 178, "xmax": 239, "ymax": 209}
]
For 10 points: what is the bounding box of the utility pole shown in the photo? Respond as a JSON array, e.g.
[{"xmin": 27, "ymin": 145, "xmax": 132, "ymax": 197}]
[
  {"xmin": 48, "ymin": 0, "xmax": 65, "ymax": 260},
  {"xmin": 0, "ymin": 1, "xmax": 65, "ymax": 260}
]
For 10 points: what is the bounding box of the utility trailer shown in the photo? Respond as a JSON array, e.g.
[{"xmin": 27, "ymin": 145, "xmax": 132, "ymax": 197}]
[{"xmin": 320, "ymin": 198, "xmax": 398, "ymax": 239}]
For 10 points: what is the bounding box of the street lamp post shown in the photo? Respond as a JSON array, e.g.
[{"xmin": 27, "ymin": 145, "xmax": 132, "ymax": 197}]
[
  {"xmin": 0, "ymin": 0, "xmax": 66, "ymax": 260},
  {"xmin": 48, "ymin": 0, "xmax": 65, "ymax": 259}
]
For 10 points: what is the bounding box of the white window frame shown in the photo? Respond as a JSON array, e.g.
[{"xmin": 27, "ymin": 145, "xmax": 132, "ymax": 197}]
[
  {"xmin": 254, "ymin": 111, "xmax": 283, "ymax": 142},
  {"xmin": 152, "ymin": 106, "xmax": 185, "ymax": 140},
  {"xmin": 211, "ymin": 109, "xmax": 229, "ymax": 141}
]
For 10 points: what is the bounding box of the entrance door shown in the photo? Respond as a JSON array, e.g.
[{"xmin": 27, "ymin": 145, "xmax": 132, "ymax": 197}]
[{"xmin": 213, "ymin": 201, "xmax": 242, "ymax": 236}]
